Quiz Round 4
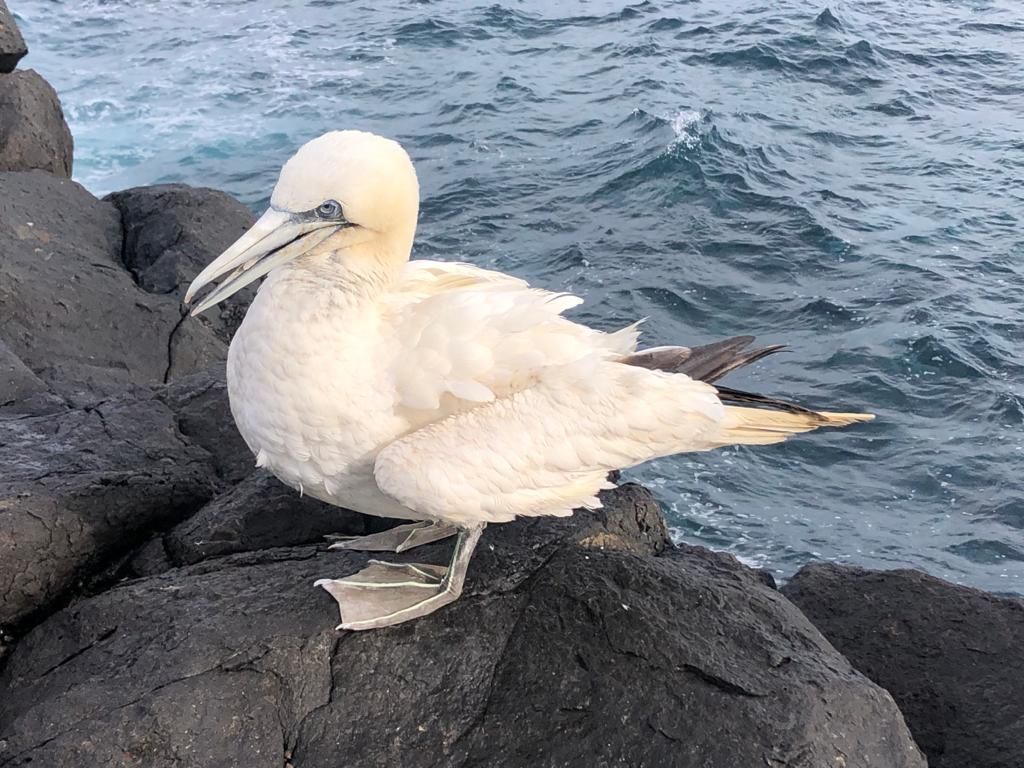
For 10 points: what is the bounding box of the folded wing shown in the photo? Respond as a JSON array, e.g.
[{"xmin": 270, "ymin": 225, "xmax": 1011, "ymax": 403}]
[{"xmin": 386, "ymin": 259, "xmax": 639, "ymax": 412}]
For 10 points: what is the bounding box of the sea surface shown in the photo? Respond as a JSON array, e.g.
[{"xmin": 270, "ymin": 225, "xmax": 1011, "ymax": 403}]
[{"xmin": 13, "ymin": 0, "xmax": 1024, "ymax": 593}]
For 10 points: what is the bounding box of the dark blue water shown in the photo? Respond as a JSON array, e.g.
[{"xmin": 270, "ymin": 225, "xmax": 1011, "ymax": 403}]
[{"xmin": 14, "ymin": 0, "xmax": 1024, "ymax": 592}]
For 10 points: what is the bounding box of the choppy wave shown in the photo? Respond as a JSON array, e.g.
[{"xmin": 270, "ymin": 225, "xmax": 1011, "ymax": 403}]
[{"xmin": 13, "ymin": 0, "xmax": 1024, "ymax": 593}]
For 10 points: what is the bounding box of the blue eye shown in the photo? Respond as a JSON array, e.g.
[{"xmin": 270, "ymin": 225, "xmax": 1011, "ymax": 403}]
[{"xmin": 317, "ymin": 199, "xmax": 342, "ymax": 218}]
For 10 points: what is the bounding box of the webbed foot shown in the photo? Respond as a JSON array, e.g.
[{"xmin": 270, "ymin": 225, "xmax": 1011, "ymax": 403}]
[
  {"xmin": 316, "ymin": 525, "xmax": 484, "ymax": 630},
  {"xmin": 325, "ymin": 520, "xmax": 457, "ymax": 553}
]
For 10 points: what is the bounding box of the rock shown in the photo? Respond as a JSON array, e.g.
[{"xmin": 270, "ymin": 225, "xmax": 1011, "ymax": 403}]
[
  {"xmin": 0, "ymin": 338, "xmax": 62, "ymax": 415},
  {"xmin": 0, "ymin": 171, "xmax": 227, "ymax": 403},
  {"xmin": 0, "ymin": 0, "xmax": 27, "ymax": 73},
  {"xmin": 0, "ymin": 485, "xmax": 924, "ymax": 768},
  {"xmin": 783, "ymin": 563, "xmax": 1024, "ymax": 768},
  {"xmin": 156, "ymin": 367, "xmax": 252, "ymax": 483},
  {"xmin": 0, "ymin": 70, "xmax": 72, "ymax": 176},
  {"xmin": 0, "ymin": 389, "xmax": 216, "ymax": 629},
  {"xmin": 161, "ymin": 471, "xmax": 366, "ymax": 569},
  {"xmin": 105, "ymin": 184, "xmax": 256, "ymax": 341},
  {"xmin": 0, "ymin": 338, "xmax": 45, "ymax": 403}
]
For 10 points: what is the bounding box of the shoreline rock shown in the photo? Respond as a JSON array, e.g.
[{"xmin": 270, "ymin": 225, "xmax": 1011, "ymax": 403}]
[
  {"xmin": 0, "ymin": 389, "xmax": 216, "ymax": 630},
  {"xmin": 105, "ymin": 184, "xmax": 256, "ymax": 343},
  {"xmin": 0, "ymin": 172, "xmax": 243, "ymax": 404},
  {"xmin": 0, "ymin": 1, "xmax": 27, "ymax": 74},
  {"xmin": 783, "ymin": 563, "xmax": 1024, "ymax": 768},
  {"xmin": 0, "ymin": 484, "xmax": 925, "ymax": 768},
  {"xmin": 0, "ymin": 70, "xmax": 72, "ymax": 176}
]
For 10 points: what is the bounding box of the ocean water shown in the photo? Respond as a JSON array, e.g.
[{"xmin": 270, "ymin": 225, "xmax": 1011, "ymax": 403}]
[{"xmin": 12, "ymin": 0, "xmax": 1024, "ymax": 593}]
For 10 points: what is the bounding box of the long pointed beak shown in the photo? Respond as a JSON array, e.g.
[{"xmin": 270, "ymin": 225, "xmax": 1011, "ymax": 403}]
[{"xmin": 184, "ymin": 208, "xmax": 338, "ymax": 316}]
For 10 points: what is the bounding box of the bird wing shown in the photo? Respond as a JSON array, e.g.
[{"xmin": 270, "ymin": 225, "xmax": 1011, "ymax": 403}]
[
  {"xmin": 375, "ymin": 260, "xmax": 872, "ymax": 526},
  {"xmin": 398, "ymin": 259, "xmax": 531, "ymax": 295},
  {"xmin": 384, "ymin": 259, "xmax": 640, "ymax": 411},
  {"xmin": 374, "ymin": 358, "xmax": 725, "ymax": 524},
  {"xmin": 374, "ymin": 358, "xmax": 871, "ymax": 526}
]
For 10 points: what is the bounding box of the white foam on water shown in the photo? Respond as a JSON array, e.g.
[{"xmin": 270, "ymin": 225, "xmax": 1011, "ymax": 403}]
[
  {"xmin": 667, "ymin": 109, "xmax": 701, "ymax": 149},
  {"xmin": 735, "ymin": 552, "xmax": 771, "ymax": 569}
]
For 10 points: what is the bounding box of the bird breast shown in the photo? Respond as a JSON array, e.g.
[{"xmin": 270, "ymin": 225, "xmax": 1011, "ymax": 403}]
[{"xmin": 225, "ymin": 271, "xmax": 406, "ymax": 502}]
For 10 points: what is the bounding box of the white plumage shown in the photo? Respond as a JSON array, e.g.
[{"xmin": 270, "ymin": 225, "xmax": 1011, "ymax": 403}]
[{"xmin": 185, "ymin": 130, "xmax": 872, "ymax": 630}]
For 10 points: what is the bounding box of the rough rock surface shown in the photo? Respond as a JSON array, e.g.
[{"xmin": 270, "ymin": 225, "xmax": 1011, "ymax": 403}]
[
  {"xmin": 106, "ymin": 184, "xmax": 256, "ymax": 341},
  {"xmin": 158, "ymin": 470, "xmax": 366, "ymax": 571},
  {"xmin": 0, "ymin": 390, "xmax": 216, "ymax": 628},
  {"xmin": 0, "ymin": 338, "xmax": 62, "ymax": 415},
  {"xmin": 0, "ymin": 70, "xmax": 72, "ymax": 176},
  {"xmin": 0, "ymin": 484, "xmax": 924, "ymax": 768},
  {"xmin": 0, "ymin": 172, "xmax": 227, "ymax": 402},
  {"xmin": 155, "ymin": 367, "xmax": 252, "ymax": 483},
  {"xmin": 784, "ymin": 563, "xmax": 1024, "ymax": 768},
  {"xmin": 0, "ymin": 0, "xmax": 27, "ymax": 73}
]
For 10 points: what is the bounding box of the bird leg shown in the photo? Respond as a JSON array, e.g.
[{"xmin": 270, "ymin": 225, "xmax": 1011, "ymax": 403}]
[
  {"xmin": 315, "ymin": 524, "xmax": 485, "ymax": 631},
  {"xmin": 325, "ymin": 520, "xmax": 458, "ymax": 553}
]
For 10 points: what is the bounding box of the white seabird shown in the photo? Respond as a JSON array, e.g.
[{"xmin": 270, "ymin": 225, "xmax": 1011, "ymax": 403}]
[{"xmin": 184, "ymin": 130, "xmax": 872, "ymax": 631}]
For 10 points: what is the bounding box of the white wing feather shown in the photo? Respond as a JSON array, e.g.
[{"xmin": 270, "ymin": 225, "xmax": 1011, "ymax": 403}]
[
  {"xmin": 375, "ymin": 360, "xmax": 726, "ymax": 525},
  {"xmin": 371, "ymin": 261, "xmax": 868, "ymax": 525},
  {"xmin": 386, "ymin": 260, "xmax": 639, "ymax": 412},
  {"xmin": 371, "ymin": 259, "xmax": 725, "ymax": 524}
]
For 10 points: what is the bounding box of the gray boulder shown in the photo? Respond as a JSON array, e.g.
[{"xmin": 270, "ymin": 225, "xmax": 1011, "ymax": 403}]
[
  {"xmin": 0, "ymin": 389, "xmax": 216, "ymax": 629},
  {"xmin": 0, "ymin": 338, "xmax": 44, "ymax": 403},
  {"xmin": 160, "ymin": 470, "xmax": 366, "ymax": 570},
  {"xmin": 783, "ymin": 563, "xmax": 1024, "ymax": 768},
  {"xmin": 155, "ymin": 366, "xmax": 252, "ymax": 483},
  {"xmin": 106, "ymin": 184, "xmax": 256, "ymax": 342},
  {"xmin": 0, "ymin": 171, "xmax": 226, "ymax": 403},
  {"xmin": 0, "ymin": 70, "xmax": 72, "ymax": 176},
  {"xmin": 0, "ymin": 1, "xmax": 27, "ymax": 73},
  {"xmin": 0, "ymin": 485, "xmax": 924, "ymax": 768},
  {"xmin": 0, "ymin": 338, "xmax": 62, "ymax": 415}
]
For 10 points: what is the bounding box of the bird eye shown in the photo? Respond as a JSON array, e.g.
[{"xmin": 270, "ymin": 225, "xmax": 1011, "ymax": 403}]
[{"xmin": 316, "ymin": 199, "xmax": 342, "ymax": 219}]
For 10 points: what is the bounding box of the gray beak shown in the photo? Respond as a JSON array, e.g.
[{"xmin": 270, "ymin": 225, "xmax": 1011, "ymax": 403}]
[{"xmin": 184, "ymin": 208, "xmax": 339, "ymax": 316}]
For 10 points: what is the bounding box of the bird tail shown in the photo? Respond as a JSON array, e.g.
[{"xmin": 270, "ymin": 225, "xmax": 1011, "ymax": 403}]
[
  {"xmin": 715, "ymin": 406, "xmax": 874, "ymax": 447},
  {"xmin": 621, "ymin": 335, "xmax": 783, "ymax": 384}
]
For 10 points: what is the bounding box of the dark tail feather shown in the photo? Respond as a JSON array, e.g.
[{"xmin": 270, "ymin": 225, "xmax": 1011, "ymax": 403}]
[
  {"xmin": 621, "ymin": 335, "xmax": 820, "ymax": 414},
  {"xmin": 621, "ymin": 335, "xmax": 785, "ymax": 383},
  {"xmin": 712, "ymin": 385, "xmax": 819, "ymax": 416}
]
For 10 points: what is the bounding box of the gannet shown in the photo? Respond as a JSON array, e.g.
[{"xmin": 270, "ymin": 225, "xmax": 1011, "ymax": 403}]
[{"xmin": 184, "ymin": 130, "xmax": 873, "ymax": 631}]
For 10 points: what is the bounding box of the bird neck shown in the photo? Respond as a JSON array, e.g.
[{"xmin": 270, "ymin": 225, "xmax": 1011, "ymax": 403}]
[{"xmin": 290, "ymin": 235, "xmax": 411, "ymax": 298}]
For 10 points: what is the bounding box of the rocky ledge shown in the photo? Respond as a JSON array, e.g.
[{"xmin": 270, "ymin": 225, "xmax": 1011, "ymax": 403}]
[
  {"xmin": 2, "ymin": 480, "xmax": 926, "ymax": 768},
  {"xmin": 1, "ymin": 13, "xmax": 1021, "ymax": 768}
]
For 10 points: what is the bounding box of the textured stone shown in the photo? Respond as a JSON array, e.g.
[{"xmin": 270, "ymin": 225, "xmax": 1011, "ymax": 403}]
[
  {"xmin": 0, "ymin": 390, "xmax": 216, "ymax": 628},
  {"xmin": 0, "ymin": 0, "xmax": 27, "ymax": 73},
  {"xmin": 0, "ymin": 338, "xmax": 43, "ymax": 402},
  {"xmin": 0, "ymin": 70, "xmax": 72, "ymax": 176},
  {"xmin": 105, "ymin": 184, "xmax": 256, "ymax": 342},
  {"xmin": 156, "ymin": 367, "xmax": 252, "ymax": 483},
  {"xmin": 784, "ymin": 562, "xmax": 1024, "ymax": 768},
  {"xmin": 0, "ymin": 171, "xmax": 226, "ymax": 403},
  {"xmin": 0, "ymin": 486, "xmax": 923, "ymax": 768},
  {"xmin": 161, "ymin": 470, "xmax": 366, "ymax": 568}
]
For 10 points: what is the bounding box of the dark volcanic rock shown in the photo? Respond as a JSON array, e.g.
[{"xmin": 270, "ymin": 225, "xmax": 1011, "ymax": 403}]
[
  {"xmin": 0, "ymin": 1, "xmax": 27, "ymax": 73},
  {"xmin": 0, "ymin": 485, "xmax": 923, "ymax": 768},
  {"xmin": 0, "ymin": 338, "xmax": 45, "ymax": 403},
  {"xmin": 0, "ymin": 70, "xmax": 72, "ymax": 176},
  {"xmin": 156, "ymin": 367, "xmax": 252, "ymax": 482},
  {"xmin": 162, "ymin": 471, "xmax": 366, "ymax": 569},
  {"xmin": 106, "ymin": 184, "xmax": 256, "ymax": 341},
  {"xmin": 0, "ymin": 390, "xmax": 216, "ymax": 628},
  {"xmin": 0, "ymin": 171, "xmax": 227, "ymax": 402},
  {"xmin": 0, "ymin": 338, "xmax": 62, "ymax": 415},
  {"xmin": 783, "ymin": 563, "xmax": 1024, "ymax": 768}
]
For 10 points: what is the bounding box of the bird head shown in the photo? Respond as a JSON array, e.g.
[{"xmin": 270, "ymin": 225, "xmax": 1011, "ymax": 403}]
[{"xmin": 184, "ymin": 130, "xmax": 420, "ymax": 315}]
